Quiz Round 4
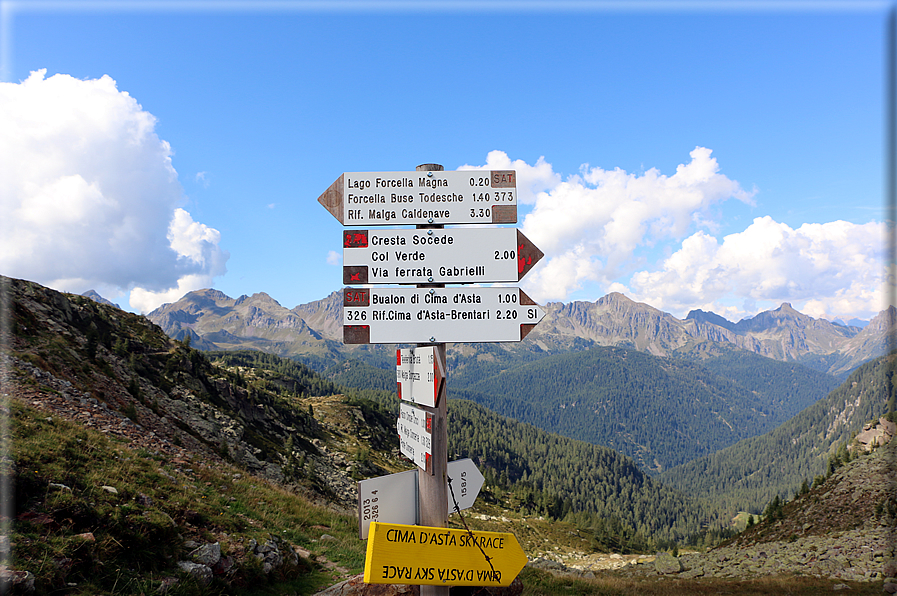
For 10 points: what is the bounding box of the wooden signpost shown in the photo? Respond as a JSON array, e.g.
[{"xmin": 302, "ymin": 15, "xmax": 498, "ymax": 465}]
[{"xmin": 320, "ymin": 163, "xmax": 544, "ymax": 593}]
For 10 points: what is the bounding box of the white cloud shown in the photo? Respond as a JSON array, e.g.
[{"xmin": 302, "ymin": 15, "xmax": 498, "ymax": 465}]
[
  {"xmin": 0, "ymin": 70, "xmax": 228, "ymax": 313},
  {"xmin": 518, "ymin": 147, "xmax": 754, "ymax": 301},
  {"xmin": 624, "ymin": 217, "xmax": 889, "ymax": 321},
  {"xmin": 458, "ymin": 150, "xmax": 561, "ymax": 205},
  {"xmin": 326, "ymin": 250, "xmax": 341, "ymax": 266}
]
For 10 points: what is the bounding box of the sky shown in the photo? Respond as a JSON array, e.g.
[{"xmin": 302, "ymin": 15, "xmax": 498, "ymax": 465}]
[{"xmin": 0, "ymin": 0, "xmax": 894, "ymax": 324}]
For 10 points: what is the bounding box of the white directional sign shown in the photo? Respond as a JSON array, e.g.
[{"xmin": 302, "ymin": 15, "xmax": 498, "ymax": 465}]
[
  {"xmin": 357, "ymin": 459, "xmax": 485, "ymax": 539},
  {"xmin": 399, "ymin": 402, "xmax": 431, "ymax": 436},
  {"xmin": 343, "ymin": 287, "xmax": 545, "ymax": 344},
  {"xmin": 398, "ymin": 415, "xmax": 432, "ymax": 471},
  {"xmin": 358, "ymin": 469, "xmax": 417, "ymax": 539},
  {"xmin": 343, "ymin": 227, "xmax": 543, "ymax": 285},
  {"xmin": 318, "ymin": 170, "xmax": 517, "ymax": 226},
  {"xmin": 446, "ymin": 458, "xmax": 485, "ymax": 513},
  {"xmin": 396, "ymin": 346, "xmax": 442, "ymax": 407}
]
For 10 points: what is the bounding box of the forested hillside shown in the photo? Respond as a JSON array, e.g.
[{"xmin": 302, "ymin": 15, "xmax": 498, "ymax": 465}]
[
  {"xmin": 206, "ymin": 343, "xmax": 709, "ymax": 543},
  {"xmin": 447, "ymin": 399, "xmax": 705, "ymax": 543},
  {"xmin": 660, "ymin": 351, "xmax": 896, "ymax": 521},
  {"xmin": 447, "ymin": 346, "xmax": 837, "ymax": 473}
]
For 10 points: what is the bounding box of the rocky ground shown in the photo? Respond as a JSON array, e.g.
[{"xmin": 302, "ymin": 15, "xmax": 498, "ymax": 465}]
[{"xmin": 528, "ymin": 440, "xmax": 897, "ymax": 585}]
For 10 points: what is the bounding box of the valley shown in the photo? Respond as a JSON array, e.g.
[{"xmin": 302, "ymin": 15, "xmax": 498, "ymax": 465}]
[{"xmin": 1, "ymin": 275, "xmax": 894, "ymax": 594}]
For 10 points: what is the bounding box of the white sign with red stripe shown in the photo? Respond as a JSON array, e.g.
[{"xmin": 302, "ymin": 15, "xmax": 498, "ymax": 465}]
[{"xmin": 396, "ymin": 346, "xmax": 441, "ymax": 407}]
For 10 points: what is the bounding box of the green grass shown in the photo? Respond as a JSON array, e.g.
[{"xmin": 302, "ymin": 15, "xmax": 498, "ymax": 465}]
[{"xmin": 10, "ymin": 401, "xmax": 366, "ymax": 595}]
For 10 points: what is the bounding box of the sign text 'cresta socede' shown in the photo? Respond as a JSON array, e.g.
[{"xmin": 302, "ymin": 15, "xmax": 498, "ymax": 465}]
[{"xmin": 342, "ymin": 228, "xmax": 542, "ymax": 285}]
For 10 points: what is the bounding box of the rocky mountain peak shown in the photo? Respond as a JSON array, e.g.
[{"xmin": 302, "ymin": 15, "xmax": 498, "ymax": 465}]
[{"xmin": 686, "ymin": 308, "xmax": 736, "ymax": 332}]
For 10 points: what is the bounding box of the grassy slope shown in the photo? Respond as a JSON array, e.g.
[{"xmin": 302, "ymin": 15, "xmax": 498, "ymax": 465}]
[{"xmin": 11, "ymin": 401, "xmax": 364, "ymax": 595}]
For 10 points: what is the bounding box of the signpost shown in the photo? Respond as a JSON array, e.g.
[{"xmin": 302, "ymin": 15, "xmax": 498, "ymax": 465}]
[
  {"xmin": 321, "ymin": 163, "xmax": 543, "ymax": 592},
  {"xmin": 364, "ymin": 522, "xmax": 528, "ymax": 587},
  {"xmin": 343, "ymin": 287, "xmax": 545, "ymax": 344},
  {"xmin": 396, "ymin": 346, "xmax": 443, "ymax": 407},
  {"xmin": 317, "ymin": 170, "xmax": 518, "ymax": 226},
  {"xmin": 357, "ymin": 459, "xmax": 485, "ymax": 539},
  {"xmin": 342, "ymin": 227, "xmax": 543, "ymax": 285}
]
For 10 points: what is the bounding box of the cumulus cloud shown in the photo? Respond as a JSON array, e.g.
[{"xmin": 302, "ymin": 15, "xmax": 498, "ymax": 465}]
[
  {"xmin": 518, "ymin": 147, "xmax": 754, "ymax": 301},
  {"xmin": 458, "ymin": 150, "xmax": 561, "ymax": 205},
  {"xmin": 624, "ymin": 217, "xmax": 889, "ymax": 321},
  {"xmin": 0, "ymin": 70, "xmax": 227, "ymax": 313}
]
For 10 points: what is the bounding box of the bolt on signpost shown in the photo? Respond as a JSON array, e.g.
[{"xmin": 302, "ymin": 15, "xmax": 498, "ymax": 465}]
[{"xmin": 319, "ymin": 163, "xmax": 544, "ymax": 594}]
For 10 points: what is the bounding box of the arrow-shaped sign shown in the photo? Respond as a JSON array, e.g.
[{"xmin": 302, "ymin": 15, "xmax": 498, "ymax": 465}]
[
  {"xmin": 364, "ymin": 522, "xmax": 527, "ymax": 587},
  {"xmin": 357, "ymin": 459, "xmax": 486, "ymax": 539},
  {"xmin": 396, "ymin": 346, "xmax": 444, "ymax": 407},
  {"xmin": 343, "ymin": 287, "xmax": 545, "ymax": 344},
  {"xmin": 318, "ymin": 170, "xmax": 517, "ymax": 226},
  {"xmin": 342, "ymin": 227, "xmax": 543, "ymax": 285},
  {"xmin": 446, "ymin": 458, "xmax": 485, "ymax": 514}
]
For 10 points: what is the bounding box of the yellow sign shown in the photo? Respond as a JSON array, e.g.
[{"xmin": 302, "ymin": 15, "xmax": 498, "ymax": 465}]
[{"xmin": 363, "ymin": 522, "xmax": 527, "ymax": 587}]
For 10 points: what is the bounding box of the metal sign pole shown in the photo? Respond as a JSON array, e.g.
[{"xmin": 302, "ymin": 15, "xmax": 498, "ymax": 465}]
[{"xmin": 415, "ymin": 163, "xmax": 449, "ymax": 596}]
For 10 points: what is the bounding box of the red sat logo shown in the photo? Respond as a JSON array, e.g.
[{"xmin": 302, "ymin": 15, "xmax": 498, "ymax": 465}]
[
  {"xmin": 344, "ymin": 289, "xmax": 369, "ymax": 306},
  {"xmin": 344, "ymin": 230, "xmax": 369, "ymax": 248}
]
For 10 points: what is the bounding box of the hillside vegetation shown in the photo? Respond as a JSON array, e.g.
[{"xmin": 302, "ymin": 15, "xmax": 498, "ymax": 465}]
[{"xmin": 661, "ymin": 351, "xmax": 896, "ymax": 519}]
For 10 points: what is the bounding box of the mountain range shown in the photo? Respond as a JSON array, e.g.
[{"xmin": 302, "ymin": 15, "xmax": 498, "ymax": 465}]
[
  {"xmin": 147, "ymin": 288, "xmax": 895, "ymax": 378},
  {"xmin": 6, "ymin": 274, "xmax": 896, "ymax": 592}
]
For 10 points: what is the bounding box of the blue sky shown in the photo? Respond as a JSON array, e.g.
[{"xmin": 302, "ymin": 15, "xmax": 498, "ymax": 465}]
[{"xmin": 0, "ymin": 1, "xmax": 892, "ymax": 323}]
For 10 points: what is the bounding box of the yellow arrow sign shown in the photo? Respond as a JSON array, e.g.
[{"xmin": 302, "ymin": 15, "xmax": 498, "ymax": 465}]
[{"xmin": 363, "ymin": 522, "xmax": 527, "ymax": 587}]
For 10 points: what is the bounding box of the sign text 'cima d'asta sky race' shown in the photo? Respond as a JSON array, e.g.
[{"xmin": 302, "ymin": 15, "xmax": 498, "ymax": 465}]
[
  {"xmin": 364, "ymin": 522, "xmax": 527, "ymax": 587},
  {"xmin": 317, "ymin": 170, "xmax": 518, "ymax": 225}
]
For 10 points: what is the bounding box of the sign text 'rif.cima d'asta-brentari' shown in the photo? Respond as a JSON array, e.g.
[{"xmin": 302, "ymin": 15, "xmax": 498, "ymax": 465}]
[{"xmin": 317, "ymin": 170, "xmax": 517, "ymax": 225}]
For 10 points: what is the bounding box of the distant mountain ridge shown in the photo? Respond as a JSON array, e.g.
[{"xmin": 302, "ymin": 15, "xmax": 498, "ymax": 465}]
[{"xmin": 148, "ymin": 288, "xmax": 895, "ymax": 378}]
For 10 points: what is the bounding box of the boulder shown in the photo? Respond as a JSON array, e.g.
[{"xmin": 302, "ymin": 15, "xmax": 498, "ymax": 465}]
[
  {"xmin": 654, "ymin": 551, "xmax": 683, "ymax": 574},
  {"xmin": 311, "ymin": 574, "xmax": 417, "ymax": 595},
  {"xmin": 177, "ymin": 561, "xmax": 212, "ymax": 585},
  {"xmin": 189, "ymin": 542, "xmax": 221, "ymax": 567}
]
